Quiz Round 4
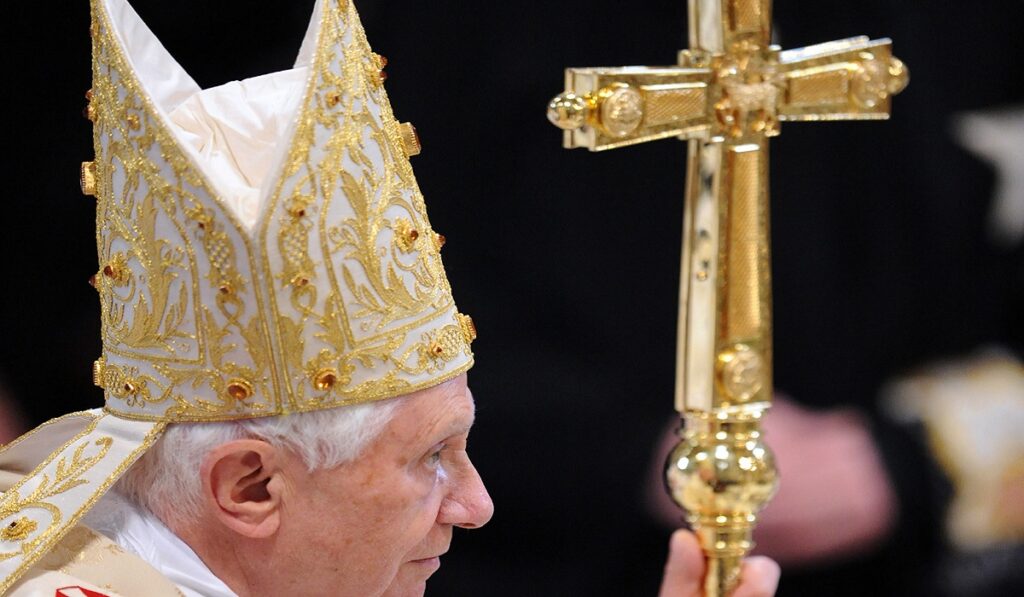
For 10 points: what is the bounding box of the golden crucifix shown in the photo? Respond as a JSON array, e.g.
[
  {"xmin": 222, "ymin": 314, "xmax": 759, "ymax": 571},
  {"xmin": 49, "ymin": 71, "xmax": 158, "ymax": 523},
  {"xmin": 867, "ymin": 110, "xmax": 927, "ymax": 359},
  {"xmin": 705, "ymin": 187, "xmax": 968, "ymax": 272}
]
[{"xmin": 546, "ymin": 1, "xmax": 907, "ymax": 594}]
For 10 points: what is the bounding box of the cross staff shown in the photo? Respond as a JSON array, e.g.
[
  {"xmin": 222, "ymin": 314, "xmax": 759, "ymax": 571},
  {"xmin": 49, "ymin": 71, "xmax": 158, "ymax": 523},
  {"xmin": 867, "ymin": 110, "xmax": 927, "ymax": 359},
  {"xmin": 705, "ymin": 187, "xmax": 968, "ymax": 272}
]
[{"xmin": 546, "ymin": 1, "xmax": 907, "ymax": 594}]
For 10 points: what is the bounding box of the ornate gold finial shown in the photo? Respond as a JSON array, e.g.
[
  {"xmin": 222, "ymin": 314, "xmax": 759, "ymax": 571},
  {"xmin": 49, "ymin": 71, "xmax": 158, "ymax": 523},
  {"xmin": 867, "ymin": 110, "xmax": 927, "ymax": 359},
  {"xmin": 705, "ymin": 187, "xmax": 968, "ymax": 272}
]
[
  {"xmin": 546, "ymin": 92, "xmax": 588, "ymax": 130},
  {"xmin": 399, "ymin": 122, "xmax": 421, "ymax": 156},
  {"xmin": 80, "ymin": 161, "xmax": 97, "ymax": 196},
  {"xmin": 2, "ymin": 517, "xmax": 38, "ymax": 542},
  {"xmin": 887, "ymin": 57, "xmax": 910, "ymax": 95}
]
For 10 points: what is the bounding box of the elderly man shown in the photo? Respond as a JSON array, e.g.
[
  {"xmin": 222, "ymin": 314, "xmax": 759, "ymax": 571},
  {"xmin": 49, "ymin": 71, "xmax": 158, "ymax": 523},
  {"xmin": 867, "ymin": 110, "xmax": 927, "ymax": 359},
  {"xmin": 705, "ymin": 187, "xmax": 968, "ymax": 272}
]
[
  {"xmin": 0, "ymin": 0, "xmax": 778, "ymax": 595},
  {"xmin": 2, "ymin": 377, "xmax": 778, "ymax": 596}
]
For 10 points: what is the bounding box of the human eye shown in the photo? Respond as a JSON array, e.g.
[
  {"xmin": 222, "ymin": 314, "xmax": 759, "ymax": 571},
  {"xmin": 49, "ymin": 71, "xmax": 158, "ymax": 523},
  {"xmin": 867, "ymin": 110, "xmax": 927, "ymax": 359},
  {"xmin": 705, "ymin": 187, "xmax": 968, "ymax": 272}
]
[{"xmin": 426, "ymin": 443, "xmax": 446, "ymax": 467}]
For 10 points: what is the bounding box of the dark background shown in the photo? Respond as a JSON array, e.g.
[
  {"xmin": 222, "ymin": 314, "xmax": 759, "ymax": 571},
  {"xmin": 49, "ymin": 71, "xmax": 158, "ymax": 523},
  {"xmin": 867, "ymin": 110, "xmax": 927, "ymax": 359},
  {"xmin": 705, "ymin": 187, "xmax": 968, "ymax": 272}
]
[{"xmin": 3, "ymin": 0, "xmax": 1022, "ymax": 595}]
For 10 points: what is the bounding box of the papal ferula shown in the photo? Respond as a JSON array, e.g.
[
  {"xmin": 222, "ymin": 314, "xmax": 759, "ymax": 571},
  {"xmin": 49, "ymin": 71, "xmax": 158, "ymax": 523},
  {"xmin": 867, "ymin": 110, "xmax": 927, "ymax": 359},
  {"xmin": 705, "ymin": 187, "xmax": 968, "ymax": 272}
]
[{"xmin": 0, "ymin": 1, "xmax": 778, "ymax": 595}]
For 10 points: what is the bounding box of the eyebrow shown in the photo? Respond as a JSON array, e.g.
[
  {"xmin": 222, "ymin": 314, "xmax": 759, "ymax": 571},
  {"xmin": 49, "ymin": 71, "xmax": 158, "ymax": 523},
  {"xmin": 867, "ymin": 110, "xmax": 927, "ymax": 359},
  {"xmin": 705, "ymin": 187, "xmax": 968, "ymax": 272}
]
[{"xmin": 442, "ymin": 402, "xmax": 476, "ymax": 438}]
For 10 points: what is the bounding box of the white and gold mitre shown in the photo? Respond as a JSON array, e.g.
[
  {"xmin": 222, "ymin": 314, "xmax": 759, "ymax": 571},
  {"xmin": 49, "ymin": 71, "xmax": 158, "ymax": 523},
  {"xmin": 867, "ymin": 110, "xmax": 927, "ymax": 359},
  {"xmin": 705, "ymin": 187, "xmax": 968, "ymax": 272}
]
[
  {"xmin": 90, "ymin": 0, "xmax": 475, "ymax": 420},
  {"xmin": 1, "ymin": 0, "xmax": 474, "ymax": 591}
]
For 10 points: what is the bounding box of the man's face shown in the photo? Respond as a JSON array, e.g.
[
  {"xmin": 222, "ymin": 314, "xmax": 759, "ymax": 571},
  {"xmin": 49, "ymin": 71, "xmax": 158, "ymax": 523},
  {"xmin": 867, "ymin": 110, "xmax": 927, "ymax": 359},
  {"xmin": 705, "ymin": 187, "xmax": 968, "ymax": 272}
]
[{"xmin": 280, "ymin": 374, "xmax": 492, "ymax": 596}]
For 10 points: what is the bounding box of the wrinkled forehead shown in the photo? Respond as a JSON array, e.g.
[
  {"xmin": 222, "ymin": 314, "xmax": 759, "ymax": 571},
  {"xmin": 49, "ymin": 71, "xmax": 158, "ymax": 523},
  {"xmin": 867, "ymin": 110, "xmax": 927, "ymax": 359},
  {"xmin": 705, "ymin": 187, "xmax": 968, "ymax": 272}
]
[{"xmin": 389, "ymin": 376, "xmax": 476, "ymax": 441}]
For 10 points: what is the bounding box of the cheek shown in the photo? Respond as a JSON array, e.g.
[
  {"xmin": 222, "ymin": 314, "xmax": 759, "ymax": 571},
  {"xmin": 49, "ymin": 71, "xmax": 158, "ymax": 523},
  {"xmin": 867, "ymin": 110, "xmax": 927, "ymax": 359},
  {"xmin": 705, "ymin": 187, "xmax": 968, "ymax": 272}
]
[
  {"xmin": 391, "ymin": 467, "xmax": 447, "ymax": 529},
  {"xmin": 356, "ymin": 468, "xmax": 446, "ymax": 546}
]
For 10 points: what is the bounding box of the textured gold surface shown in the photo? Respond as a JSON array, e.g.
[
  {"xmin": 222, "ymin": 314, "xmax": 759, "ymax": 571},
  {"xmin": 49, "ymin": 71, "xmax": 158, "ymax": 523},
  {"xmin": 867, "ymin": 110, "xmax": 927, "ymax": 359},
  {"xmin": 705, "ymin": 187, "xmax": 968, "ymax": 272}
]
[
  {"xmin": 778, "ymin": 38, "xmax": 909, "ymax": 121},
  {"xmin": 728, "ymin": 0, "xmax": 767, "ymax": 37},
  {"xmin": 399, "ymin": 122, "xmax": 421, "ymax": 156},
  {"xmin": 722, "ymin": 144, "xmax": 763, "ymax": 342},
  {"xmin": 786, "ymin": 67, "xmax": 849, "ymax": 107},
  {"xmin": 91, "ymin": 359, "xmax": 104, "ymax": 387},
  {"xmin": 643, "ymin": 86, "xmax": 707, "ymax": 127},
  {"xmin": 79, "ymin": 161, "xmax": 96, "ymax": 196},
  {"xmin": 456, "ymin": 313, "xmax": 477, "ymax": 343}
]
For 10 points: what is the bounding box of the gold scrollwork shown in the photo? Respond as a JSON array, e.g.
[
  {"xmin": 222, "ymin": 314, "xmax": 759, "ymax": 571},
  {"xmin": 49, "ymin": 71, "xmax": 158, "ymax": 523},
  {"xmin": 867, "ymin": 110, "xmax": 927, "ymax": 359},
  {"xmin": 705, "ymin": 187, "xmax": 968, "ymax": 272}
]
[{"xmin": 0, "ymin": 435, "xmax": 113, "ymax": 561}]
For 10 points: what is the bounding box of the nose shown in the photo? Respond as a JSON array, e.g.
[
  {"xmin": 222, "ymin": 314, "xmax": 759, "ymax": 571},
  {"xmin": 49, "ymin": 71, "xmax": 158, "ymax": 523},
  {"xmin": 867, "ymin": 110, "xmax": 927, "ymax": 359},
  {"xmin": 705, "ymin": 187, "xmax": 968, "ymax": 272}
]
[{"xmin": 438, "ymin": 458, "xmax": 494, "ymax": 529}]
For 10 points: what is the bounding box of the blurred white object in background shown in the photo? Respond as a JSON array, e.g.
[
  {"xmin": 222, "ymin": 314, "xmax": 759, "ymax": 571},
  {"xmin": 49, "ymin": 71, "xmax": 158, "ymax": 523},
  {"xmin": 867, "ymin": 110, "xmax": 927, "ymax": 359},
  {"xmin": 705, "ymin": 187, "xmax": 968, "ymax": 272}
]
[
  {"xmin": 953, "ymin": 107, "xmax": 1024, "ymax": 248},
  {"xmin": 885, "ymin": 349, "xmax": 1024, "ymax": 550}
]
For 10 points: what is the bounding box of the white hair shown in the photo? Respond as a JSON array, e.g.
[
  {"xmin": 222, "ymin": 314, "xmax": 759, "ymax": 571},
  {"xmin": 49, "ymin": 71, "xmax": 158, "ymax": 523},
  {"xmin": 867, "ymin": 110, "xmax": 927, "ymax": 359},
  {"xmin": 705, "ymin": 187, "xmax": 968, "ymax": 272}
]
[{"xmin": 116, "ymin": 399, "xmax": 399, "ymax": 524}]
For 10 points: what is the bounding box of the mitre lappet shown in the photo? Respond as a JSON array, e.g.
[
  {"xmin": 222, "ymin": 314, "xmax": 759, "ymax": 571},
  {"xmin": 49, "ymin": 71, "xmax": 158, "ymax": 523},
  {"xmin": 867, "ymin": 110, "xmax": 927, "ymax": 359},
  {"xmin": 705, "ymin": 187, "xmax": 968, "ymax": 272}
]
[{"xmin": 0, "ymin": 0, "xmax": 476, "ymax": 590}]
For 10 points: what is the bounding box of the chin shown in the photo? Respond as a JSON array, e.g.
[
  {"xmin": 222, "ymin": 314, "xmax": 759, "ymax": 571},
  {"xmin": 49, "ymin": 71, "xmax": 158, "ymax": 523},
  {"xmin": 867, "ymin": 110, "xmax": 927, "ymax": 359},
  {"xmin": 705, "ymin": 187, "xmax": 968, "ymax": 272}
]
[{"xmin": 381, "ymin": 579, "xmax": 428, "ymax": 597}]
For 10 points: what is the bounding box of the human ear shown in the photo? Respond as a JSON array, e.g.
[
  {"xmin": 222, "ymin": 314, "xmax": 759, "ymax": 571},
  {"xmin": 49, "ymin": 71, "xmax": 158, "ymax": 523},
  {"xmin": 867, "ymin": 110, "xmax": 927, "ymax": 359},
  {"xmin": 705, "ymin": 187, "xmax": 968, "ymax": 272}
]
[{"xmin": 201, "ymin": 439, "xmax": 284, "ymax": 539}]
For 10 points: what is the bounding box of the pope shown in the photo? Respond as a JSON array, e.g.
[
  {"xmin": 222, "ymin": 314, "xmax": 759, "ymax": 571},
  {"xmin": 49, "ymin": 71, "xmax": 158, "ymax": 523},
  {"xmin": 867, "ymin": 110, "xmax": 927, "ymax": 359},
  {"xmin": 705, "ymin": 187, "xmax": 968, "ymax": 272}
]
[{"xmin": 0, "ymin": 0, "xmax": 778, "ymax": 595}]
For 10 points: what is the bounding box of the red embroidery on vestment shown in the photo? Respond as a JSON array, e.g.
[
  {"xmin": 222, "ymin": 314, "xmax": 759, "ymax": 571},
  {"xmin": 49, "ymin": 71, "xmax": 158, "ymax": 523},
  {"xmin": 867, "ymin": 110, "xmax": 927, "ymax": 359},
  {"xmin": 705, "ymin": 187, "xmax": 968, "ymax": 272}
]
[{"xmin": 55, "ymin": 586, "xmax": 111, "ymax": 597}]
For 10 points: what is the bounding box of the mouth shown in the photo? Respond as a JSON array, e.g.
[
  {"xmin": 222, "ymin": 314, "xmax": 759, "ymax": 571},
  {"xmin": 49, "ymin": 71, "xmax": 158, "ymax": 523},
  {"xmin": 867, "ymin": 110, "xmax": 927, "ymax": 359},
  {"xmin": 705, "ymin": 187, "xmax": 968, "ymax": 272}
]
[
  {"xmin": 410, "ymin": 547, "xmax": 447, "ymax": 567},
  {"xmin": 409, "ymin": 556, "xmax": 441, "ymax": 572}
]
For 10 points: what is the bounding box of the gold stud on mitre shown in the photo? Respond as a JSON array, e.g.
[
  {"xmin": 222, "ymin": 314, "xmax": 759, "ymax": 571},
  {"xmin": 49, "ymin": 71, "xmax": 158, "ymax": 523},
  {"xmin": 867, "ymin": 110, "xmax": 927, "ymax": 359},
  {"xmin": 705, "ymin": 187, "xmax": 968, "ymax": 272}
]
[
  {"xmin": 400, "ymin": 122, "xmax": 421, "ymax": 157},
  {"xmin": 80, "ymin": 161, "xmax": 97, "ymax": 196}
]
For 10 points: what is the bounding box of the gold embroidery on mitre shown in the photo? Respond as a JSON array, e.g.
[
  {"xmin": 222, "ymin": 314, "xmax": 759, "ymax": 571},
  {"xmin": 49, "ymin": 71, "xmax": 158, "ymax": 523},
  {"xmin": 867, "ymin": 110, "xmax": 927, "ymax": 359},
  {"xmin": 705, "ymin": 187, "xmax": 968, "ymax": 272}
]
[{"xmin": 87, "ymin": 0, "xmax": 472, "ymax": 423}]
